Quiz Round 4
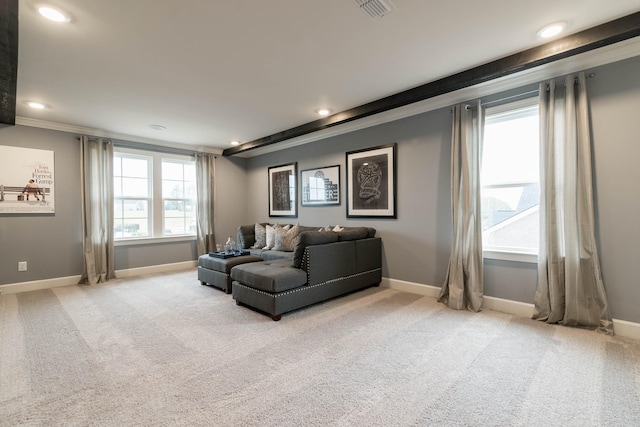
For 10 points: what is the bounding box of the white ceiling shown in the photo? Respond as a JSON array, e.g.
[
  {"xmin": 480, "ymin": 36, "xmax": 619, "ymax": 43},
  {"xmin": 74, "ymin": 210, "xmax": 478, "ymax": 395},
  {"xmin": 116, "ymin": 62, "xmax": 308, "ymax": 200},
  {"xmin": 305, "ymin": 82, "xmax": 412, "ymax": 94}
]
[{"xmin": 15, "ymin": 0, "xmax": 640, "ymax": 153}]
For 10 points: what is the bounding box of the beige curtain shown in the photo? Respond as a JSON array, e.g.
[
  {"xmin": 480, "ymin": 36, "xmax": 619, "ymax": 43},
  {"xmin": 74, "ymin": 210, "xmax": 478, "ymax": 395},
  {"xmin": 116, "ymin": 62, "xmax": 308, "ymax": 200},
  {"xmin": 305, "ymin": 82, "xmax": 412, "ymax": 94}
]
[
  {"xmin": 79, "ymin": 136, "xmax": 115, "ymax": 285},
  {"xmin": 534, "ymin": 73, "xmax": 613, "ymax": 334},
  {"xmin": 439, "ymin": 101, "xmax": 484, "ymax": 312},
  {"xmin": 195, "ymin": 153, "xmax": 216, "ymax": 254}
]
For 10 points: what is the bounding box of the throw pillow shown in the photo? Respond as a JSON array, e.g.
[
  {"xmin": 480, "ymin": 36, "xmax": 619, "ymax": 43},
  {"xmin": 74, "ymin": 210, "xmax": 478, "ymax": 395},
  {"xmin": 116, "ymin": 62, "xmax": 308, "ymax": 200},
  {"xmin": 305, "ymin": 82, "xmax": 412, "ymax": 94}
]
[
  {"xmin": 253, "ymin": 223, "xmax": 266, "ymax": 248},
  {"xmin": 333, "ymin": 225, "xmax": 344, "ymax": 232},
  {"xmin": 264, "ymin": 224, "xmax": 276, "ymax": 249},
  {"xmin": 273, "ymin": 223, "xmax": 299, "ymax": 251}
]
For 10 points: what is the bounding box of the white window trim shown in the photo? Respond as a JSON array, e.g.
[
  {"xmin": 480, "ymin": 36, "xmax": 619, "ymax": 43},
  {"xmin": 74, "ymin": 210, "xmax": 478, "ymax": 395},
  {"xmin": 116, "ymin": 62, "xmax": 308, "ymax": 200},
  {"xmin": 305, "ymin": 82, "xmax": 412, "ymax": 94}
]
[
  {"xmin": 483, "ymin": 249, "xmax": 537, "ymax": 264},
  {"xmin": 114, "ymin": 235, "xmax": 196, "ymax": 247}
]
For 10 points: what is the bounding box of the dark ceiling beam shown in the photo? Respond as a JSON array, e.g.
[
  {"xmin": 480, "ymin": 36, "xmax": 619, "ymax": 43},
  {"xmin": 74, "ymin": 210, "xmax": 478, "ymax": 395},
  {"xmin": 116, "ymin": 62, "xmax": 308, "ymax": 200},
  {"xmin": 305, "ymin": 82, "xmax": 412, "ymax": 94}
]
[
  {"xmin": 0, "ymin": 0, "xmax": 18, "ymax": 126},
  {"xmin": 223, "ymin": 11, "xmax": 640, "ymax": 157}
]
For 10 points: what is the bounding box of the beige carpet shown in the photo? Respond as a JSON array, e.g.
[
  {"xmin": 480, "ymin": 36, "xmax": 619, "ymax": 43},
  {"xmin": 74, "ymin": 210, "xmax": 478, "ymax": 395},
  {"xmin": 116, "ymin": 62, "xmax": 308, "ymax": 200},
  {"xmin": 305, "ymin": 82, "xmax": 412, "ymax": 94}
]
[{"xmin": 1, "ymin": 269, "xmax": 639, "ymax": 426}]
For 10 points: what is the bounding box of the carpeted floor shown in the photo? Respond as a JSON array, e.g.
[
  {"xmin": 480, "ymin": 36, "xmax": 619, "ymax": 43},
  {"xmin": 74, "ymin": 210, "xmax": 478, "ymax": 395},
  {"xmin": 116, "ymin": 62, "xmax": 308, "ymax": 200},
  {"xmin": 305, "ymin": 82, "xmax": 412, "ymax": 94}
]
[{"xmin": 1, "ymin": 269, "xmax": 639, "ymax": 426}]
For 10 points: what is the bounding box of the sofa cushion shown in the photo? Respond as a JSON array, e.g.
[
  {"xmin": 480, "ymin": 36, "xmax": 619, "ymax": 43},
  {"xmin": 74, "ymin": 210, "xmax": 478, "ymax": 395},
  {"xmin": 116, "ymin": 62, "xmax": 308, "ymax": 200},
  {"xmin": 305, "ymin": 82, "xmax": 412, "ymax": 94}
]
[
  {"xmin": 261, "ymin": 250, "xmax": 292, "ymax": 261},
  {"xmin": 231, "ymin": 259, "xmax": 307, "ymax": 293},
  {"xmin": 292, "ymin": 231, "xmax": 340, "ymax": 268},
  {"xmin": 273, "ymin": 223, "xmax": 299, "ymax": 251},
  {"xmin": 336, "ymin": 227, "xmax": 369, "ymax": 241}
]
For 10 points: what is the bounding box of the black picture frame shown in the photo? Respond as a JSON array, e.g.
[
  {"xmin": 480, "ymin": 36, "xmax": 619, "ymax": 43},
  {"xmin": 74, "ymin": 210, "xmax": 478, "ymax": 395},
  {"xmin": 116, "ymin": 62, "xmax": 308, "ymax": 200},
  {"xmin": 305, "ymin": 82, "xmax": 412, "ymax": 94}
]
[
  {"xmin": 268, "ymin": 162, "xmax": 297, "ymax": 217},
  {"xmin": 346, "ymin": 143, "xmax": 397, "ymax": 218},
  {"xmin": 300, "ymin": 165, "xmax": 340, "ymax": 207}
]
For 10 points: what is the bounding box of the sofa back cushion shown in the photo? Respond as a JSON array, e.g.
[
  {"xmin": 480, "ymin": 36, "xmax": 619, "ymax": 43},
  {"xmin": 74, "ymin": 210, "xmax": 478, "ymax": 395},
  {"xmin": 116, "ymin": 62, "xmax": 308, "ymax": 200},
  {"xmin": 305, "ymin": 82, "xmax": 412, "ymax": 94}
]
[
  {"xmin": 292, "ymin": 231, "xmax": 339, "ymax": 268},
  {"xmin": 336, "ymin": 227, "xmax": 369, "ymax": 241}
]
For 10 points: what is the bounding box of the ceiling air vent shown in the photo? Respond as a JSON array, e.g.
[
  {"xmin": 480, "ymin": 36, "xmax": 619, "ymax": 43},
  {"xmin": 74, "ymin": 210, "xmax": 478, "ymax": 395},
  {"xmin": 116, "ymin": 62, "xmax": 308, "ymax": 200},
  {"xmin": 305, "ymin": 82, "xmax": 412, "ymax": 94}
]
[{"xmin": 353, "ymin": 0, "xmax": 395, "ymax": 20}]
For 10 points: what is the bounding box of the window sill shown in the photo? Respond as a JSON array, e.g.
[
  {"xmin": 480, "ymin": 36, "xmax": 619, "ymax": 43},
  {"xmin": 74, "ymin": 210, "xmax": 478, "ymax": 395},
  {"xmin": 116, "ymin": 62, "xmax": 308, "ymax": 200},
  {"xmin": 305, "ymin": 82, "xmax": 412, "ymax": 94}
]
[
  {"xmin": 483, "ymin": 250, "xmax": 537, "ymax": 264},
  {"xmin": 115, "ymin": 235, "xmax": 196, "ymax": 247}
]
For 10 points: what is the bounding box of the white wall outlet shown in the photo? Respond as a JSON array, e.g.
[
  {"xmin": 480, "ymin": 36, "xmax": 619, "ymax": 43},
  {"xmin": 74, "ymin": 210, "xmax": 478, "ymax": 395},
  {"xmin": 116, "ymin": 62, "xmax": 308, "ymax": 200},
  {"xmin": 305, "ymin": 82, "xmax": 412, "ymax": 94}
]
[{"xmin": 18, "ymin": 261, "xmax": 27, "ymax": 272}]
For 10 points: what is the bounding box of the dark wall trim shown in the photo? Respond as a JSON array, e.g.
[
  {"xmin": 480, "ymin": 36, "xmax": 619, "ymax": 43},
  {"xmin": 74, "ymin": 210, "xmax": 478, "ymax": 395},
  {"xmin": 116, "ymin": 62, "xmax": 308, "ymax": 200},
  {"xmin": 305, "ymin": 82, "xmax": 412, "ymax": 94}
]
[
  {"xmin": 0, "ymin": 0, "xmax": 18, "ymax": 125},
  {"xmin": 223, "ymin": 11, "xmax": 640, "ymax": 156}
]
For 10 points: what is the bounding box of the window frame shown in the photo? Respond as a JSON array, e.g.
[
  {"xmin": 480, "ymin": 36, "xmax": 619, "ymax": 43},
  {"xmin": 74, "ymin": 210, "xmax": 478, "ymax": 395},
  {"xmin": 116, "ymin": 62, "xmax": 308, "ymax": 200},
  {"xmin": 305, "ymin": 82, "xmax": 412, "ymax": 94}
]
[
  {"xmin": 113, "ymin": 147, "xmax": 197, "ymax": 246},
  {"xmin": 481, "ymin": 96, "xmax": 539, "ymax": 264}
]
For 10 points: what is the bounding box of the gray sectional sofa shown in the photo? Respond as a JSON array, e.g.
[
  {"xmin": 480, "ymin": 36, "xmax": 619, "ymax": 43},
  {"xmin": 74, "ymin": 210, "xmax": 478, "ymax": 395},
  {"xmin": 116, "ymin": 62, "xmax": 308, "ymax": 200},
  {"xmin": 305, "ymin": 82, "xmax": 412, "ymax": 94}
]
[{"xmin": 230, "ymin": 223, "xmax": 382, "ymax": 320}]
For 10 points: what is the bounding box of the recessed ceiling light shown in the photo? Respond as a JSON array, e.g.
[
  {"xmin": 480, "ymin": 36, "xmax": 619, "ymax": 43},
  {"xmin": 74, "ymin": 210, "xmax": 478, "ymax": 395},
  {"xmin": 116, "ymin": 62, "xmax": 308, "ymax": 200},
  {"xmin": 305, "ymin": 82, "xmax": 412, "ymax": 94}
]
[
  {"xmin": 36, "ymin": 4, "xmax": 71, "ymax": 23},
  {"xmin": 26, "ymin": 101, "xmax": 47, "ymax": 109},
  {"xmin": 230, "ymin": 141, "xmax": 240, "ymax": 146},
  {"xmin": 317, "ymin": 108, "xmax": 331, "ymax": 117},
  {"xmin": 538, "ymin": 21, "xmax": 567, "ymax": 39},
  {"xmin": 149, "ymin": 124, "xmax": 166, "ymax": 131}
]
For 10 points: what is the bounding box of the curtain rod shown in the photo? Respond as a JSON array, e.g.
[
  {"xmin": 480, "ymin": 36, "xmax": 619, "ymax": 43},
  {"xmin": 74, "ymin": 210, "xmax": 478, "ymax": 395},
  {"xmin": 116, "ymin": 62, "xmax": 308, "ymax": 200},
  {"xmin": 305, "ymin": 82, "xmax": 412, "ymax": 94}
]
[
  {"xmin": 480, "ymin": 89, "xmax": 540, "ymax": 108},
  {"xmin": 75, "ymin": 135, "xmax": 208, "ymax": 157},
  {"xmin": 465, "ymin": 72, "xmax": 597, "ymax": 110}
]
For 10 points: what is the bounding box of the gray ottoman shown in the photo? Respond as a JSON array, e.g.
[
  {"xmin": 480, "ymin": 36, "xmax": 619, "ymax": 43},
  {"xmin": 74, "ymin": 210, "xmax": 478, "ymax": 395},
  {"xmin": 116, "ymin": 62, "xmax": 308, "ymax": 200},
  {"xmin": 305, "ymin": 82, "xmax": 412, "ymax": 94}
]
[{"xmin": 198, "ymin": 254, "xmax": 263, "ymax": 293}]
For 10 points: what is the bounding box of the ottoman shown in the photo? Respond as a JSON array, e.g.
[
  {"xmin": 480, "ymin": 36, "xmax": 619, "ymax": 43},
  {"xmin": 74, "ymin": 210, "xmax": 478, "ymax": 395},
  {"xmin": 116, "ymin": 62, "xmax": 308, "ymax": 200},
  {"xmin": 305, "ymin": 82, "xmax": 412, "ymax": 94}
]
[{"xmin": 198, "ymin": 254, "xmax": 263, "ymax": 293}]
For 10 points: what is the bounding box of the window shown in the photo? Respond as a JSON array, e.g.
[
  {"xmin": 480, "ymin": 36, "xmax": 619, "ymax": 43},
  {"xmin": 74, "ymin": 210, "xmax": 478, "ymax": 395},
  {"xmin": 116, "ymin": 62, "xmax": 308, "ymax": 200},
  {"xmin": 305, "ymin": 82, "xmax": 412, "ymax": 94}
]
[
  {"xmin": 162, "ymin": 160, "xmax": 197, "ymax": 235},
  {"xmin": 113, "ymin": 148, "xmax": 197, "ymax": 241},
  {"xmin": 113, "ymin": 153, "xmax": 151, "ymax": 238},
  {"xmin": 481, "ymin": 98, "xmax": 539, "ymax": 259}
]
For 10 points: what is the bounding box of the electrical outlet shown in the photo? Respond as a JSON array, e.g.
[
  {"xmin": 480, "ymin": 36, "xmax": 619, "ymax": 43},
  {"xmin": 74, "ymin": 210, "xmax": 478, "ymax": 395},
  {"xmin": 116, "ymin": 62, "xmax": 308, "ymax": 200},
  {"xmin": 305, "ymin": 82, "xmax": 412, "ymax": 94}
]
[{"xmin": 18, "ymin": 261, "xmax": 27, "ymax": 272}]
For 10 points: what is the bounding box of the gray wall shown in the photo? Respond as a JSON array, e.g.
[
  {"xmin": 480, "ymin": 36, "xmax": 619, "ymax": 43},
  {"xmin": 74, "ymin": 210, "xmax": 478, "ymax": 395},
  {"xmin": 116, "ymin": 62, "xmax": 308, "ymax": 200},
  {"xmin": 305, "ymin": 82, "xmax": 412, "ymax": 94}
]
[
  {"xmin": 0, "ymin": 126, "xmax": 245, "ymax": 284},
  {"xmin": 245, "ymin": 109, "xmax": 453, "ymax": 287},
  {"xmin": 0, "ymin": 126, "xmax": 84, "ymax": 284},
  {"xmin": 589, "ymin": 56, "xmax": 640, "ymax": 323},
  {"xmin": 244, "ymin": 56, "xmax": 640, "ymax": 324}
]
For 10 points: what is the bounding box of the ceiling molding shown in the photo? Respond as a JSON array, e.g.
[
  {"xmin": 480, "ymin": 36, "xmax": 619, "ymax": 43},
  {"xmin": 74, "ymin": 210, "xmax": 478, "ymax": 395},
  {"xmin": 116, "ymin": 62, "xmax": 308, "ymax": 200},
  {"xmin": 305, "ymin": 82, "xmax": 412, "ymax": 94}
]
[
  {"xmin": 15, "ymin": 117, "xmax": 223, "ymax": 155},
  {"xmin": 224, "ymin": 11, "xmax": 640, "ymax": 157},
  {"xmin": 0, "ymin": 0, "xmax": 18, "ymax": 125}
]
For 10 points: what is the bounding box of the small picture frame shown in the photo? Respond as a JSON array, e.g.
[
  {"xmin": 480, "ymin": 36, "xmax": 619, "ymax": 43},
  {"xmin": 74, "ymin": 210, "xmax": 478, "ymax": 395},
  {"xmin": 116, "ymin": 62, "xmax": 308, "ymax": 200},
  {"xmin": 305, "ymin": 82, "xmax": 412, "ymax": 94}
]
[
  {"xmin": 300, "ymin": 165, "xmax": 340, "ymax": 207},
  {"xmin": 268, "ymin": 162, "xmax": 297, "ymax": 217},
  {"xmin": 346, "ymin": 143, "xmax": 397, "ymax": 218}
]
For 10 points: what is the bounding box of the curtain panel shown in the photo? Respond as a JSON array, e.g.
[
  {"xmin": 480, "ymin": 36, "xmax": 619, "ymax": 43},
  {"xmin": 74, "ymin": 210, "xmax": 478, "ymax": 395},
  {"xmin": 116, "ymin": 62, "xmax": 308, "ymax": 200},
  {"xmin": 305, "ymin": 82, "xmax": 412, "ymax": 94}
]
[
  {"xmin": 439, "ymin": 101, "xmax": 484, "ymax": 312},
  {"xmin": 79, "ymin": 136, "xmax": 116, "ymax": 285},
  {"xmin": 195, "ymin": 153, "xmax": 216, "ymax": 254},
  {"xmin": 534, "ymin": 73, "xmax": 613, "ymax": 334}
]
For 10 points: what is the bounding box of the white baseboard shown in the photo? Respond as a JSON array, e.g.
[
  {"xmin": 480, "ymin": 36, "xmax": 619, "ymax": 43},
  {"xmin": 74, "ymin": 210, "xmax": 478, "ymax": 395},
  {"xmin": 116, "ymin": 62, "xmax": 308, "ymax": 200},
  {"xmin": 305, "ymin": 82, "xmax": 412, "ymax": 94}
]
[
  {"xmin": 0, "ymin": 275, "xmax": 83, "ymax": 295},
  {"xmin": 114, "ymin": 260, "xmax": 197, "ymax": 278},
  {"xmin": 381, "ymin": 277, "xmax": 640, "ymax": 341},
  {"xmin": 0, "ymin": 261, "xmax": 197, "ymax": 295}
]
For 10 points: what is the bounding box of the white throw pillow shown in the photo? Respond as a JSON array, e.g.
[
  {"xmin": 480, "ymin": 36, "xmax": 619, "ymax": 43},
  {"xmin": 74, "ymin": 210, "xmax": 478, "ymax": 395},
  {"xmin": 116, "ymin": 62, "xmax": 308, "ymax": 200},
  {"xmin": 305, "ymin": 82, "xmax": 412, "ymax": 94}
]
[{"xmin": 264, "ymin": 224, "xmax": 276, "ymax": 249}]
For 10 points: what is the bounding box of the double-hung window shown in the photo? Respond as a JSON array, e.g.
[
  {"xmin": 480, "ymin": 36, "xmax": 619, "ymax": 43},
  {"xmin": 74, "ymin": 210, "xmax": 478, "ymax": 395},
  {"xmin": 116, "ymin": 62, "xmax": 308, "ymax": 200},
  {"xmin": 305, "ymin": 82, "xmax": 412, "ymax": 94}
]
[
  {"xmin": 481, "ymin": 97, "xmax": 540, "ymax": 261},
  {"xmin": 113, "ymin": 147, "xmax": 197, "ymax": 241}
]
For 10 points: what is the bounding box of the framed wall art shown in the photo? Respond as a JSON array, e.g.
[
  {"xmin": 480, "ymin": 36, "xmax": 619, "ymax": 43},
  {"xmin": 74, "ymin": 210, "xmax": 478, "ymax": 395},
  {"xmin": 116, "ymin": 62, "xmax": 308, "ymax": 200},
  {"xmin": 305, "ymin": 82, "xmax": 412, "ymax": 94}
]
[
  {"xmin": 268, "ymin": 162, "xmax": 297, "ymax": 217},
  {"xmin": 0, "ymin": 145, "xmax": 55, "ymax": 214},
  {"xmin": 346, "ymin": 143, "xmax": 396, "ymax": 218},
  {"xmin": 300, "ymin": 165, "xmax": 340, "ymax": 207}
]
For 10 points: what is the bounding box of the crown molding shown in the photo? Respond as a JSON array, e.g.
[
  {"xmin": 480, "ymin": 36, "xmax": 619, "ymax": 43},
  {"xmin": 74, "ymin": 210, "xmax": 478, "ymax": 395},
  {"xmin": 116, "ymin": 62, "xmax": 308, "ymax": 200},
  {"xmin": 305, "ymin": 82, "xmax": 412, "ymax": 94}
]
[{"xmin": 14, "ymin": 116, "xmax": 223, "ymax": 155}]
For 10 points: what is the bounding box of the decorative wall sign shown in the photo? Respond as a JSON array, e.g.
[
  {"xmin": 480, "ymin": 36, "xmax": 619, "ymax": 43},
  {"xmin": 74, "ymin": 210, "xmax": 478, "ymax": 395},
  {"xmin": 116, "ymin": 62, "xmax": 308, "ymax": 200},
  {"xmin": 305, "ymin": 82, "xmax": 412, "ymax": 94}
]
[
  {"xmin": 268, "ymin": 162, "xmax": 297, "ymax": 217},
  {"xmin": 346, "ymin": 143, "xmax": 396, "ymax": 218},
  {"xmin": 301, "ymin": 165, "xmax": 340, "ymax": 206},
  {"xmin": 0, "ymin": 145, "xmax": 55, "ymax": 213}
]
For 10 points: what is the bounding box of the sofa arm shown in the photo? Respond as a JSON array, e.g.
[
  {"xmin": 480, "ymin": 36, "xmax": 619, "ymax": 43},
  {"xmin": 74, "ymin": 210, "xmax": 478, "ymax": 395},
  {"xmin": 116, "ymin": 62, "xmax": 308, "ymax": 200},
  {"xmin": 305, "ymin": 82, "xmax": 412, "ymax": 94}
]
[{"xmin": 303, "ymin": 241, "xmax": 357, "ymax": 286}]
